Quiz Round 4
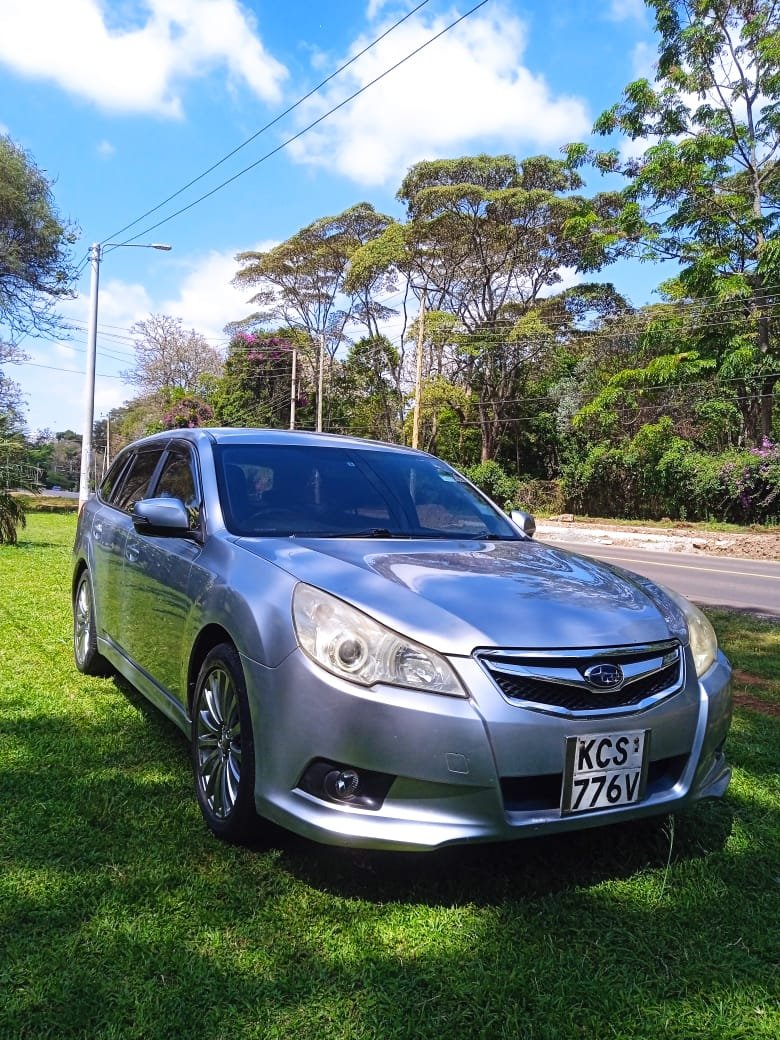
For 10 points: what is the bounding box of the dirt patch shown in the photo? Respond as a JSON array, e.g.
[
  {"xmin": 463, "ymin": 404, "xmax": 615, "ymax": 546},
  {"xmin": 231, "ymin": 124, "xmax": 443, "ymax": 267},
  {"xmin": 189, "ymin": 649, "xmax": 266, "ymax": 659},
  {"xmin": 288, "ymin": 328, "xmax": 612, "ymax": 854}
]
[
  {"xmin": 732, "ymin": 692, "xmax": 780, "ymax": 716},
  {"xmin": 721, "ymin": 671, "xmax": 779, "ymax": 716},
  {"xmin": 540, "ymin": 517, "xmax": 780, "ymax": 561}
]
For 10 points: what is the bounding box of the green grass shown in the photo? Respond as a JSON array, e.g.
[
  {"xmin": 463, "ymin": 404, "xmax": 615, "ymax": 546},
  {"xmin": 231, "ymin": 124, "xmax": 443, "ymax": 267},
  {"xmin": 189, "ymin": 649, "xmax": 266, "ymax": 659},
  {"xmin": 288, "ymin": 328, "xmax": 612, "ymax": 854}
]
[{"xmin": 1, "ymin": 515, "xmax": 778, "ymax": 1040}]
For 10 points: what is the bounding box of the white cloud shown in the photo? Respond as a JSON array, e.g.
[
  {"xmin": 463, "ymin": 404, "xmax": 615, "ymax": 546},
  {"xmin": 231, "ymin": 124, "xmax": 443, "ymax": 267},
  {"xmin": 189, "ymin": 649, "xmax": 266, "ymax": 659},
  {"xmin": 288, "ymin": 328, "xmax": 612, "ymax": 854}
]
[
  {"xmin": 0, "ymin": 0, "xmax": 287, "ymax": 117},
  {"xmin": 287, "ymin": 4, "xmax": 590, "ymax": 185},
  {"xmin": 20, "ymin": 247, "xmax": 266, "ymax": 432},
  {"xmin": 366, "ymin": 0, "xmax": 392, "ymax": 18},
  {"xmin": 160, "ymin": 245, "xmax": 277, "ymax": 341},
  {"xmin": 96, "ymin": 140, "xmax": 116, "ymax": 160},
  {"xmin": 631, "ymin": 40, "xmax": 656, "ymax": 80},
  {"xmin": 607, "ymin": 0, "xmax": 648, "ymax": 22}
]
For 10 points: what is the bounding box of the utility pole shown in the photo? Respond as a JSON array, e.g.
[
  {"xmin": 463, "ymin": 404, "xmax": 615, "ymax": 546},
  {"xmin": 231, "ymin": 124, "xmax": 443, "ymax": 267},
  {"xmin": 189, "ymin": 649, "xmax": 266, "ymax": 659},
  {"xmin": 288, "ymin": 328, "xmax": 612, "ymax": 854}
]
[
  {"xmin": 289, "ymin": 348, "xmax": 297, "ymax": 430},
  {"xmin": 412, "ymin": 289, "xmax": 426, "ymax": 450},
  {"xmin": 316, "ymin": 334, "xmax": 325, "ymax": 433}
]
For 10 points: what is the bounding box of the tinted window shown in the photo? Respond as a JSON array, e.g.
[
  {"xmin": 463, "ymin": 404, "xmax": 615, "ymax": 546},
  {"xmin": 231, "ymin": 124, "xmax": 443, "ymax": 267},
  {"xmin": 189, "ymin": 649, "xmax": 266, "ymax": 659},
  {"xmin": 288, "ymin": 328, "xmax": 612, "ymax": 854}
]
[
  {"xmin": 112, "ymin": 449, "xmax": 165, "ymax": 512},
  {"xmin": 153, "ymin": 445, "xmax": 201, "ymax": 530},
  {"xmin": 99, "ymin": 452, "xmax": 133, "ymax": 504},
  {"xmin": 214, "ymin": 444, "xmax": 517, "ymax": 539}
]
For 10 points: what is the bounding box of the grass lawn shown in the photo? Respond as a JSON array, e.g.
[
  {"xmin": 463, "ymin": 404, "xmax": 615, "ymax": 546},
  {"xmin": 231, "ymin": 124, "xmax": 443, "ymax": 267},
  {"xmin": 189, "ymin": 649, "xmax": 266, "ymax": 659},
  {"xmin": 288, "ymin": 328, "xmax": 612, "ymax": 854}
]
[{"xmin": 1, "ymin": 514, "xmax": 778, "ymax": 1040}]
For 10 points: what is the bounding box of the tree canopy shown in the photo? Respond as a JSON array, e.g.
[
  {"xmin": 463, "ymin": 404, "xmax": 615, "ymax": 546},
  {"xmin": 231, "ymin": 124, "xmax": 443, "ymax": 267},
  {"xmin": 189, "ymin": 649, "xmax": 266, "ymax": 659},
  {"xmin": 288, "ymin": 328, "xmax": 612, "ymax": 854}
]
[
  {"xmin": 0, "ymin": 134, "xmax": 76, "ymax": 342},
  {"xmin": 121, "ymin": 314, "xmax": 224, "ymax": 398},
  {"xmin": 590, "ymin": 0, "xmax": 780, "ymax": 442}
]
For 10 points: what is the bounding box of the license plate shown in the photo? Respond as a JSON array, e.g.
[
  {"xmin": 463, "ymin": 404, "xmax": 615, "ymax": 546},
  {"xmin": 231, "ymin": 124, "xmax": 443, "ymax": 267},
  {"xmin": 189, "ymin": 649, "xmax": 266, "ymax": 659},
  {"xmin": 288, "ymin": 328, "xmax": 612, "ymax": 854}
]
[{"xmin": 561, "ymin": 730, "xmax": 650, "ymax": 814}]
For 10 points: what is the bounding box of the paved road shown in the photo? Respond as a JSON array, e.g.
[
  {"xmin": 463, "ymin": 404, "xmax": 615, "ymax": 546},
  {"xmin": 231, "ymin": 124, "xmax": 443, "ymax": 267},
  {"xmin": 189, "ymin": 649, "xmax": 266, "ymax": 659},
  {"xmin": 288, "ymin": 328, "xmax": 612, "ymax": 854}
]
[{"xmin": 542, "ymin": 539, "xmax": 780, "ymax": 618}]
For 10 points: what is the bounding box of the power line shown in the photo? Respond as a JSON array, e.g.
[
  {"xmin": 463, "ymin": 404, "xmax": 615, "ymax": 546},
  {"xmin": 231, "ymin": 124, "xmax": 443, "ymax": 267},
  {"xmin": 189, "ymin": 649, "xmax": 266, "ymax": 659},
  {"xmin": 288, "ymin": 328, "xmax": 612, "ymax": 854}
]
[
  {"xmin": 100, "ymin": 0, "xmax": 435, "ymax": 246},
  {"xmin": 15, "ymin": 360, "xmax": 125, "ymax": 381},
  {"xmin": 111, "ymin": 0, "xmax": 491, "ymax": 248}
]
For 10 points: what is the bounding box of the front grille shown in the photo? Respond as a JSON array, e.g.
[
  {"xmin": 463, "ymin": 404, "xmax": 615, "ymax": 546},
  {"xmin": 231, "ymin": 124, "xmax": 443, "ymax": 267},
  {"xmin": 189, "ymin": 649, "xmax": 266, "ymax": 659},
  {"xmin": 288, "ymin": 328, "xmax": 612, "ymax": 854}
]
[{"xmin": 478, "ymin": 642, "xmax": 683, "ymax": 717}]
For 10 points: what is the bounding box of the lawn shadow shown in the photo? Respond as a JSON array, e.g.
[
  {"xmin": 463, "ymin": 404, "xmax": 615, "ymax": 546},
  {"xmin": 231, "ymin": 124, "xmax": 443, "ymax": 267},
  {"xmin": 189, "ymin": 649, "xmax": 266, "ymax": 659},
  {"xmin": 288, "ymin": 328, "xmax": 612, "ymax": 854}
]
[
  {"xmin": 99, "ymin": 673, "xmax": 738, "ymax": 910},
  {"xmin": 259, "ymin": 800, "xmax": 734, "ymax": 907}
]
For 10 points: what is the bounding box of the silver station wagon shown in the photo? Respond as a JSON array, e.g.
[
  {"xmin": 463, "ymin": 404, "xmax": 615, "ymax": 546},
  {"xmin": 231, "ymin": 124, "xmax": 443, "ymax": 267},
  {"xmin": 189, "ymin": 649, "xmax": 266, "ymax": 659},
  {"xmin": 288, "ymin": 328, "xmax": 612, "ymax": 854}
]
[{"xmin": 72, "ymin": 429, "xmax": 732, "ymax": 851}]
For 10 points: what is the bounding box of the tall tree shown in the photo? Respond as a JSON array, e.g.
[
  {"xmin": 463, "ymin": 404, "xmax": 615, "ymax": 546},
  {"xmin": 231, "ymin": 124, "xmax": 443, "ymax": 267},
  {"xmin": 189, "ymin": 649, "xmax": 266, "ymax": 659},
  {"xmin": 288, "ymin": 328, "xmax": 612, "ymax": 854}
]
[
  {"xmin": 351, "ymin": 155, "xmax": 623, "ymax": 460},
  {"xmin": 121, "ymin": 314, "xmax": 224, "ymax": 399},
  {"xmin": 232, "ymin": 203, "xmax": 395, "ymax": 346},
  {"xmin": 328, "ymin": 336, "xmax": 404, "ymax": 441},
  {"xmin": 212, "ymin": 331, "xmax": 313, "ymax": 430},
  {"xmin": 592, "ymin": 0, "xmax": 780, "ymax": 442},
  {"xmin": 231, "ymin": 204, "xmax": 396, "ymax": 425},
  {"xmin": 0, "ymin": 134, "xmax": 76, "ymax": 342}
]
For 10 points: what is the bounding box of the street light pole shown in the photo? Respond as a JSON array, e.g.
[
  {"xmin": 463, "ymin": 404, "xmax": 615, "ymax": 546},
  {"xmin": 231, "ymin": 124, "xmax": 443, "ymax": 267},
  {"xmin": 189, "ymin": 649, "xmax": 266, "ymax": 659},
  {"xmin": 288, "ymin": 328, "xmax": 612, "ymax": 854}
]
[{"xmin": 78, "ymin": 241, "xmax": 172, "ymax": 510}]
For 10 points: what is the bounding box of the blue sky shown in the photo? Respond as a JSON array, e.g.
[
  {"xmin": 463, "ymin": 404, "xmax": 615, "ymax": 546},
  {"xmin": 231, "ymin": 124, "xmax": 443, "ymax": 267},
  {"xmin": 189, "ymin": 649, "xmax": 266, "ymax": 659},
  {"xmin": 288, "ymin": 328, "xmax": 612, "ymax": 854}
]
[{"xmin": 1, "ymin": 0, "xmax": 665, "ymax": 435}]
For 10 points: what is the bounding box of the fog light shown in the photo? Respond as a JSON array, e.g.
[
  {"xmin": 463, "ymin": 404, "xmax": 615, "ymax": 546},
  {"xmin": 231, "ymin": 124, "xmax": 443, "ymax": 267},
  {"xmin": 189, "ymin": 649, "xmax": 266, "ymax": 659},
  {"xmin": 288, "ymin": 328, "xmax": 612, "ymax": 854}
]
[
  {"xmin": 297, "ymin": 759, "xmax": 394, "ymax": 811},
  {"xmin": 324, "ymin": 768, "xmax": 360, "ymax": 802}
]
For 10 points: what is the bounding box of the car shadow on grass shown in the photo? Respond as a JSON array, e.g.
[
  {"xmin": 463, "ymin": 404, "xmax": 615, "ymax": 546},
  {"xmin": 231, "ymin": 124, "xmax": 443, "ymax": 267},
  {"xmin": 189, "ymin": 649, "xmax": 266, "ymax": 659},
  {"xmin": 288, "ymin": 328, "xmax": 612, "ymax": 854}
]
[
  {"xmin": 267, "ymin": 800, "xmax": 734, "ymax": 906},
  {"xmin": 108, "ymin": 673, "xmax": 736, "ymax": 907}
]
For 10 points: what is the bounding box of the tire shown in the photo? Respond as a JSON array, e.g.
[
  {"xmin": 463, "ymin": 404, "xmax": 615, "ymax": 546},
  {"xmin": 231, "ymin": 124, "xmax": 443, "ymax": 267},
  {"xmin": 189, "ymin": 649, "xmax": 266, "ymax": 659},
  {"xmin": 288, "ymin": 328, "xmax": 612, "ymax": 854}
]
[
  {"xmin": 191, "ymin": 643, "xmax": 258, "ymax": 843},
  {"xmin": 73, "ymin": 571, "xmax": 112, "ymax": 676}
]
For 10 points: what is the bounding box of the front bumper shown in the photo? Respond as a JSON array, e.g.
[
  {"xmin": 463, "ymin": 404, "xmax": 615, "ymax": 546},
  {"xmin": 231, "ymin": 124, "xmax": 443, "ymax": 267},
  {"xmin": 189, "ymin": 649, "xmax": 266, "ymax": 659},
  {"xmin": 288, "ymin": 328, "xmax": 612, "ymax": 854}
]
[{"xmin": 242, "ymin": 646, "xmax": 732, "ymax": 851}]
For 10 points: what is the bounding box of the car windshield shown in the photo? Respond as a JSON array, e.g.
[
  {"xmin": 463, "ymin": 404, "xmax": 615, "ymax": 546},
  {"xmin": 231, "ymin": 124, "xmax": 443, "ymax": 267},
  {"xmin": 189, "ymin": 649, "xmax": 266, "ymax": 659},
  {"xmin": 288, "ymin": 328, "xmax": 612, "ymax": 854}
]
[{"xmin": 214, "ymin": 444, "xmax": 520, "ymax": 540}]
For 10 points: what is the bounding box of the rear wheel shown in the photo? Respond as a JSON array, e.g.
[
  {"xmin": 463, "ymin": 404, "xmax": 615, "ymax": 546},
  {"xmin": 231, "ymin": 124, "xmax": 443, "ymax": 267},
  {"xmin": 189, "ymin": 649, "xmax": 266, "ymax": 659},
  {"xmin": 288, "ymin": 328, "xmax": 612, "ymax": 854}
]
[
  {"xmin": 191, "ymin": 643, "xmax": 258, "ymax": 843},
  {"xmin": 73, "ymin": 571, "xmax": 112, "ymax": 676}
]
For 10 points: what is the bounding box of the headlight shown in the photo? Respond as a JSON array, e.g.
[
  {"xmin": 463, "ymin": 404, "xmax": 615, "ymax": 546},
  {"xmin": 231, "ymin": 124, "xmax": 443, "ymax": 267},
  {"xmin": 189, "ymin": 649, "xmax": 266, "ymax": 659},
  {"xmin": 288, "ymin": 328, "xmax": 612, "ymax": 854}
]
[
  {"xmin": 292, "ymin": 584, "xmax": 465, "ymax": 696},
  {"xmin": 658, "ymin": 584, "xmax": 718, "ymax": 677}
]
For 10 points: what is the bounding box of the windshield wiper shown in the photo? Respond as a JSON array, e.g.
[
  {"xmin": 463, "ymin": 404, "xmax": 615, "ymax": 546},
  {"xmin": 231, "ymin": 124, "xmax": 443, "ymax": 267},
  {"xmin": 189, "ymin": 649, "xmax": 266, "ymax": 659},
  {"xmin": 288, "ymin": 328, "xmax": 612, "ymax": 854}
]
[{"xmin": 327, "ymin": 528, "xmax": 398, "ymax": 538}]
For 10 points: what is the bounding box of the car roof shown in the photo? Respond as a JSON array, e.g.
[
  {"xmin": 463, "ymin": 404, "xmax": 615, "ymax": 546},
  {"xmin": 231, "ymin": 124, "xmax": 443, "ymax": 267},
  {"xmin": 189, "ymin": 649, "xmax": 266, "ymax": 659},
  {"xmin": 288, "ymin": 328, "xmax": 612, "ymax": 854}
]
[{"xmin": 122, "ymin": 427, "xmax": 424, "ymax": 456}]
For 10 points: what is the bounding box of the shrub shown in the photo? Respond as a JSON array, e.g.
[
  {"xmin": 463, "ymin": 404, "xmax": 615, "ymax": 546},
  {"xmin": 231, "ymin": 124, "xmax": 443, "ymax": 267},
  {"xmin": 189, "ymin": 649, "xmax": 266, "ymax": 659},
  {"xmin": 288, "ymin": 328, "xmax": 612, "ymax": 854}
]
[
  {"xmin": 463, "ymin": 460, "xmax": 520, "ymax": 510},
  {"xmin": 560, "ymin": 433, "xmax": 780, "ymax": 524},
  {"xmin": 0, "ymin": 491, "xmax": 26, "ymax": 544}
]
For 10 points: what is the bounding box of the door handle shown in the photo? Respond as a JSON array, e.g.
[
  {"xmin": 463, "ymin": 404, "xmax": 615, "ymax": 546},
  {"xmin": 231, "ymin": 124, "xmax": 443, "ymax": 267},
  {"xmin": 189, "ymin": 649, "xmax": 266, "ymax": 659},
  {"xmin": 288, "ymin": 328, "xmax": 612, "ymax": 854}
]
[
  {"xmin": 93, "ymin": 521, "xmax": 103, "ymax": 542},
  {"xmin": 125, "ymin": 542, "xmax": 140, "ymax": 563}
]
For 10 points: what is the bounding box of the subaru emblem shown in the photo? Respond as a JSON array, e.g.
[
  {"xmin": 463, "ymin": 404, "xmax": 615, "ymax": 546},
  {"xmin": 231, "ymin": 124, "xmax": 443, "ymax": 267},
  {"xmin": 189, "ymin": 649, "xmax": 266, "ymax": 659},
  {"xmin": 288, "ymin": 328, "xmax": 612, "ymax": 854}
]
[{"xmin": 584, "ymin": 663, "xmax": 624, "ymax": 690}]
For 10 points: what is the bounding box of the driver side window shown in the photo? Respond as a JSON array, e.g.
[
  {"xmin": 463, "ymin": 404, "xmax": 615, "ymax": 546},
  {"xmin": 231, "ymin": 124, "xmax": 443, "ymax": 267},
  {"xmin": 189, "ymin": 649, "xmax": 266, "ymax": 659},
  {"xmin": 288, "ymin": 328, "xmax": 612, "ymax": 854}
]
[{"xmin": 153, "ymin": 445, "xmax": 201, "ymax": 530}]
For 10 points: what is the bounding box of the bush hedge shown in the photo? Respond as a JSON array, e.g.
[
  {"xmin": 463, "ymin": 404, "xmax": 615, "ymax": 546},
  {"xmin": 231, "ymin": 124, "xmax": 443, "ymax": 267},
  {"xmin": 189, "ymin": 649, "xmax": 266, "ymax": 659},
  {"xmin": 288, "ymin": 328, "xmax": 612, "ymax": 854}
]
[{"xmin": 466, "ymin": 427, "xmax": 780, "ymax": 524}]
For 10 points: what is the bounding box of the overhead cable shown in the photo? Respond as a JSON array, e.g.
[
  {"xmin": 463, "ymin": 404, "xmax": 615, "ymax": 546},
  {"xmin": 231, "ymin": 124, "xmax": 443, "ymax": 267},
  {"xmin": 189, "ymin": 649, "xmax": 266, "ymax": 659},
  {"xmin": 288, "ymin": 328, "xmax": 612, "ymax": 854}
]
[{"xmin": 110, "ymin": 0, "xmax": 491, "ymax": 248}]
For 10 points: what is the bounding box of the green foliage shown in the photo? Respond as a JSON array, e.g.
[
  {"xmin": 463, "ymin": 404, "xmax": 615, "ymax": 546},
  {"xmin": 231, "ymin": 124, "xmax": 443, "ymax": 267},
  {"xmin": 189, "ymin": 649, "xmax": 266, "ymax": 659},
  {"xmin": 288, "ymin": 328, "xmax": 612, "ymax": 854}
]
[
  {"xmin": 330, "ymin": 336, "xmax": 403, "ymax": 442},
  {"xmin": 0, "ymin": 489, "xmax": 25, "ymax": 544},
  {"xmin": 232, "ymin": 203, "xmax": 395, "ymax": 346},
  {"xmin": 463, "ymin": 459, "xmax": 519, "ymax": 509},
  {"xmin": 562, "ymin": 421, "xmax": 780, "ymax": 523},
  {"xmin": 0, "ymin": 133, "xmax": 76, "ymax": 340},
  {"xmin": 592, "ymin": 0, "xmax": 780, "ymax": 442},
  {"xmin": 212, "ymin": 331, "xmax": 310, "ymax": 430}
]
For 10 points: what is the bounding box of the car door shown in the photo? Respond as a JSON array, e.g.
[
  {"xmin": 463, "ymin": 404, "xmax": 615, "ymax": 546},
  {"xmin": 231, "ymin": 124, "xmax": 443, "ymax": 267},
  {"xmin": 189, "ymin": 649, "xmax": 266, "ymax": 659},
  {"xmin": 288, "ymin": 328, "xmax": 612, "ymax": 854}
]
[
  {"xmin": 119, "ymin": 441, "xmax": 204, "ymax": 704},
  {"xmin": 90, "ymin": 447, "xmax": 164, "ymax": 648}
]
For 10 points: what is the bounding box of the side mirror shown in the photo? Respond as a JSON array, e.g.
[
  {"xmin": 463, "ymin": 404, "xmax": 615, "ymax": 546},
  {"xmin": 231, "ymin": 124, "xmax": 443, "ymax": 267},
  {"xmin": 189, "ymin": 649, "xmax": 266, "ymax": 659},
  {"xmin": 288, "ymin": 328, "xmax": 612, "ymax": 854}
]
[
  {"xmin": 132, "ymin": 497, "xmax": 192, "ymax": 536},
  {"xmin": 510, "ymin": 509, "xmax": 536, "ymax": 539}
]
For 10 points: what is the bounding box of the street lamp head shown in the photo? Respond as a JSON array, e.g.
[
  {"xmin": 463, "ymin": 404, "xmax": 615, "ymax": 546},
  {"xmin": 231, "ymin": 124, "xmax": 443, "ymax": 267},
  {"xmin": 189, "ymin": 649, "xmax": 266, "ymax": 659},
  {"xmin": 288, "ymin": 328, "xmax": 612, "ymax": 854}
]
[{"xmin": 151, "ymin": 243, "xmax": 173, "ymax": 251}]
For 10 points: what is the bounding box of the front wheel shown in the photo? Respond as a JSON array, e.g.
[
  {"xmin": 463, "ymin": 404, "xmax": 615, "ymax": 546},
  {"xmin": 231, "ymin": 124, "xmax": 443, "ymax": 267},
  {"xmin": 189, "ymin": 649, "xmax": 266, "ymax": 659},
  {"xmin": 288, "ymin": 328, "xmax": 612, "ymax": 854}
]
[
  {"xmin": 191, "ymin": 643, "xmax": 258, "ymax": 843},
  {"xmin": 73, "ymin": 571, "xmax": 112, "ymax": 676}
]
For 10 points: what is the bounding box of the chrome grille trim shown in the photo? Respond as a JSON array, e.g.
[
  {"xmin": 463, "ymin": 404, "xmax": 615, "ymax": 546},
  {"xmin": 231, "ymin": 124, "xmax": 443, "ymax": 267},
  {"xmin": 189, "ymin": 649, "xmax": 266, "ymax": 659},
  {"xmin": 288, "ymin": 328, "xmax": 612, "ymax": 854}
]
[{"xmin": 476, "ymin": 641, "xmax": 684, "ymax": 718}]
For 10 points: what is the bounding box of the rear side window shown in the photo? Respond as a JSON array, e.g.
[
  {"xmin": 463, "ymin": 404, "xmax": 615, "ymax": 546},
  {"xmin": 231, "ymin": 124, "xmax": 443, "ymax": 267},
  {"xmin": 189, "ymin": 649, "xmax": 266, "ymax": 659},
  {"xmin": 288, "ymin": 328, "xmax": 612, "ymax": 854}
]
[
  {"xmin": 111, "ymin": 449, "xmax": 165, "ymax": 512},
  {"xmin": 99, "ymin": 452, "xmax": 133, "ymax": 504}
]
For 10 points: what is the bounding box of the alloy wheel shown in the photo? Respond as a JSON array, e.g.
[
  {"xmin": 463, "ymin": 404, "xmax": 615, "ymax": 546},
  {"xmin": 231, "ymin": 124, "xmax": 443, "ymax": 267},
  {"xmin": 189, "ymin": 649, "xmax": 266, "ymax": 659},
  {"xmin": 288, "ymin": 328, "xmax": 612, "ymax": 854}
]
[{"xmin": 195, "ymin": 666, "xmax": 243, "ymax": 820}]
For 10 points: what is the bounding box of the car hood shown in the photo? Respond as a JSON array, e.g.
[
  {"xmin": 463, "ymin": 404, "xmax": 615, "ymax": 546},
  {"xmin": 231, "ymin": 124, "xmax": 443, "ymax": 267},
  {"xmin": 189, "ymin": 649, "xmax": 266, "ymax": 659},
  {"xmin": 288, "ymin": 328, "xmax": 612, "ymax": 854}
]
[{"xmin": 235, "ymin": 536, "xmax": 680, "ymax": 654}]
